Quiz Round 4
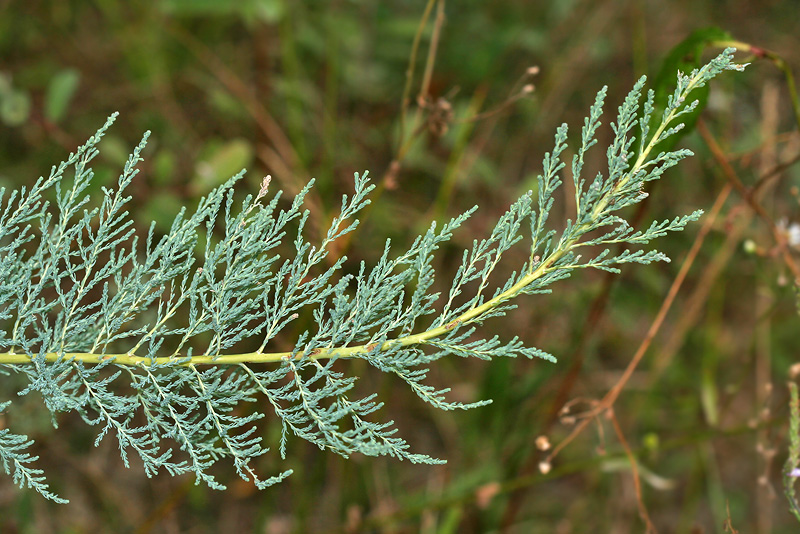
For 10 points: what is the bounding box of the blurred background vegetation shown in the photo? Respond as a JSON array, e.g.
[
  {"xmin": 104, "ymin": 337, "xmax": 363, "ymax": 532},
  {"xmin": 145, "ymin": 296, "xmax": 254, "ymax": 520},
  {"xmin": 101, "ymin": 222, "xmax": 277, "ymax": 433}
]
[{"xmin": 1, "ymin": 0, "xmax": 800, "ymax": 532}]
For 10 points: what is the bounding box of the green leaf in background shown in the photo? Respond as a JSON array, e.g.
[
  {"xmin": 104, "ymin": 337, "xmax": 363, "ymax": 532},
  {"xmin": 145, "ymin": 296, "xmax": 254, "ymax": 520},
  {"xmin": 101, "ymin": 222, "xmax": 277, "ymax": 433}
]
[
  {"xmin": 161, "ymin": 0, "xmax": 284, "ymax": 22},
  {"xmin": 161, "ymin": 0, "xmax": 241, "ymax": 15},
  {"xmin": 142, "ymin": 190, "xmax": 187, "ymax": 233},
  {"xmin": 0, "ymin": 72, "xmax": 11, "ymax": 95},
  {"xmin": 0, "ymin": 88, "xmax": 31, "ymax": 127},
  {"xmin": 191, "ymin": 138, "xmax": 254, "ymax": 194},
  {"xmin": 153, "ymin": 149, "xmax": 177, "ymax": 187},
  {"xmin": 648, "ymin": 27, "xmax": 733, "ymax": 153},
  {"xmin": 98, "ymin": 134, "xmax": 134, "ymax": 167},
  {"xmin": 44, "ymin": 68, "xmax": 80, "ymax": 123},
  {"xmin": 208, "ymin": 87, "xmax": 248, "ymax": 120}
]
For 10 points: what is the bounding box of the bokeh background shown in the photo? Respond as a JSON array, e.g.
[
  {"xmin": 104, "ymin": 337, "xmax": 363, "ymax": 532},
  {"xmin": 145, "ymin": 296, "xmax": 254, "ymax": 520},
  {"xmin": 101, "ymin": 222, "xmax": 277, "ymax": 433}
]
[{"xmin": 1, "ymin": 1, "xmax": 800, "ymax": 532}]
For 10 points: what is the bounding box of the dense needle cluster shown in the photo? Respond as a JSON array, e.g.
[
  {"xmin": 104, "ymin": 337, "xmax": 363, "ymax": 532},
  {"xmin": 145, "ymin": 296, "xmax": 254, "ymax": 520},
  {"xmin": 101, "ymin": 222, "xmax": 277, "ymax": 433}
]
[{"xmin": 0, "ymin": 49, "xmax": 743, "ymax": 502}]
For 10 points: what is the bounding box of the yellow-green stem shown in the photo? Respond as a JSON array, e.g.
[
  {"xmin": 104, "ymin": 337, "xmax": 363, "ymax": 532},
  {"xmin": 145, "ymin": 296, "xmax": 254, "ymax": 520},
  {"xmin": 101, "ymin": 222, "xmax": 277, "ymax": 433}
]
[{"xmin": 0, "ymin": 55, "xmax": 711, "ymax": 369}]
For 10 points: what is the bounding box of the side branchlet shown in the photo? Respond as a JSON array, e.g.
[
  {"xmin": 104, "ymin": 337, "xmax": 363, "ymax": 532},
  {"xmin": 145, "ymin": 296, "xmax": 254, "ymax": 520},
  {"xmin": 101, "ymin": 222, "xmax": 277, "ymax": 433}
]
[{"xmin": 0, "ymin": 49, "xmax": 745, "ymax": 501}]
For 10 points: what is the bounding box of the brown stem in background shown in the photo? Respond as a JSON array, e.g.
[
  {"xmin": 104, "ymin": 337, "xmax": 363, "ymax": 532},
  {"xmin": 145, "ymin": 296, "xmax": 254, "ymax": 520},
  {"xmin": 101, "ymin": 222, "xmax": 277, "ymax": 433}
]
[
  {"xmin": 697, "ymin": 119, "xmax": 800, "ymax": 284},
  {"xmin": 540, "ymin": 181, "xmax": 733, "ymax": 498},
  {"xmin": 713, "ymin": 40, "xmax": 800, "ymax": 132},
  {"xmin": 398, "ymin": 0, "xmax": 437, "ymax": 151},
  {"xmin": 608, "ymin": 408, "xmax": 658, "ymax": 534},
  {"xmin": 500, "ymin": 197, "xmax": 652, "ymax": 530},
  {"xmin": 418, "ymin": 0, "xmax": 445, "ymax": 110}
]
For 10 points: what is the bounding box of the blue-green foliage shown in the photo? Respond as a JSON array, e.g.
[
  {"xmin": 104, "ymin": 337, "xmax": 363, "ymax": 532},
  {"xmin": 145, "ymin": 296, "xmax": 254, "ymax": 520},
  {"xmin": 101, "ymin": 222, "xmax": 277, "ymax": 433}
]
[{"xmin": 0, "ymin": 50, "xmax": 744, "ymax": 502}]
